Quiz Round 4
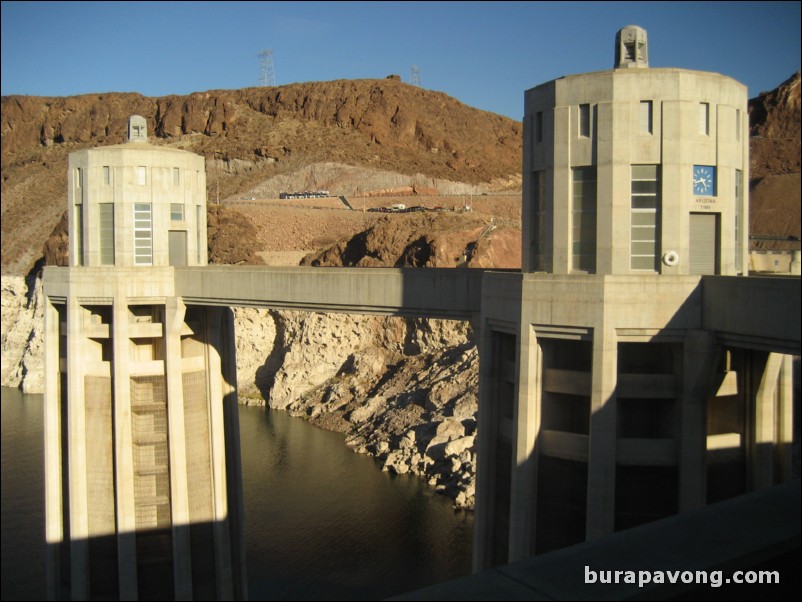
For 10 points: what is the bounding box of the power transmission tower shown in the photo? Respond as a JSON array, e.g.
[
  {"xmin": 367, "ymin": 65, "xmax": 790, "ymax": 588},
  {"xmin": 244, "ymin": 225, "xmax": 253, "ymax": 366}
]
[
  {"xmin": 411, "ymin": 64, "xmax": 420, "ymax": 87},
  {"xmin": 258, "ymin": 49, "xmax": 275, "ymax": 87}
]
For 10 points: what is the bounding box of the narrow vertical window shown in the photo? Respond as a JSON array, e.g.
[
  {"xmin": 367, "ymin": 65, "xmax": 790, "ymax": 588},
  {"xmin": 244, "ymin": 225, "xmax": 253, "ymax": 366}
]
[
  {"xmin": 173, "ymin": 167, "xmax": 180, "ymax": 186},
  {"xmin": 75, "ymin": 168, "xmax": 83, "ymax": 189},
  {"xmin": 196, "ymin": 205, "xmax": 203, "ymax": 263},
  {"xmin": 572, "ymin": 166, "xmax": 596, "ymax": 273},
  {"xmin": 74, "ymin": 204, "xmax": 84, "ymax": 266},
  {"xmin": 735, "ymin": 170, "xmax": 743, "ymax": 273},
  {"xmin": 134, "ymin": 203, "xmax": 153, "ymax": 265},
  {"xmin": 535, "ymin": 111, "xmax": 544, "ymax": 143},
  {"xmin": 699, "ymin": 103, "xmax": 710, "ymax": 136},
  {"xmin": 99, "ymin": 203, "xmax": 114, "ymax": 265},
  {"xmin": 137, "ymin": 166, "xmax": 146, "ymax": 185},
  {"xmin": 640, "ymin": 101, "xmax": 653, "ymax": 134},
  {"xmin": 735, "ymin": 109, "xmax": 741, "ymax": 142},
  {"xmin": 579, "ymin": 104, "xmax": 590, "ymax": 138},
  {"xmin": 631, "ymin": 165, "xmax": 661, "ymax": 271},
  {"xmin": 103, "ymin": 166, "xmax": 111, "ymax": 185},
  {"xmin": 532, "ymin": 170, "xmax": 547, "ymax": 271}
]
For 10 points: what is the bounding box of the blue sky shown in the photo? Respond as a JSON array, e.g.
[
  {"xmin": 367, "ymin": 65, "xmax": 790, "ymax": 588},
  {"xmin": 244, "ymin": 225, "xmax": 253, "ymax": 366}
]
[{"xmin": 2, "ymin": 1, "xmax": 800, "ymax": 120}]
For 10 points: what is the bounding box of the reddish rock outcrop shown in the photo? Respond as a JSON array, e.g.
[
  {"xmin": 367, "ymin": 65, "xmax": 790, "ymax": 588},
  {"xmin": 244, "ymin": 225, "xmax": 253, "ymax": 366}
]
[
  {"xmin": 301, "ymin": 212, "xmax": 521, "ymax": 269},
  {"xmin": 749, "ymin": 71, "xmax": 801, "ymax": 178}
]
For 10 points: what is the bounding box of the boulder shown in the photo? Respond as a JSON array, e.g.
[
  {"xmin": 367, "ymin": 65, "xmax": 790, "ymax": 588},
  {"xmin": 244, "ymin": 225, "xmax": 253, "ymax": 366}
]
[{"xmin": 444, "ymin": 435, "xmax": 475, "ymax": 458}]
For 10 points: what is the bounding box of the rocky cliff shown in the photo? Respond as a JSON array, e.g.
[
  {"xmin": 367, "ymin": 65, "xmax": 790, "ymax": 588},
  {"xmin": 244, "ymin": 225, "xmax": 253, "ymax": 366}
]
[
  {"xmin": 748, "ymin": 72, "xmax": 801, "ymax": 249},
  {"xmin": 234, "ymin": 308, "xmax": 479, "ymax": 507},
  {"xmin": 302, "ymin": 211, "xmax": 521, "ymax": 269},
  {"xmin": 1, "ymin": 274, "xmax": 44, "ymax": 394},
  {"xmin": 749, "ymin": 71, "xmax": 801, "ymax": 178}
]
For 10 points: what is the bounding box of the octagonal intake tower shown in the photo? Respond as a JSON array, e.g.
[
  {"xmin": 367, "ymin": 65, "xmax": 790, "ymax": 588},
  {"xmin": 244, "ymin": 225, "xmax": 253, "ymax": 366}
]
[{"xmin": 44, "ymin": 116, "xmax": 245, "ymax": 600}]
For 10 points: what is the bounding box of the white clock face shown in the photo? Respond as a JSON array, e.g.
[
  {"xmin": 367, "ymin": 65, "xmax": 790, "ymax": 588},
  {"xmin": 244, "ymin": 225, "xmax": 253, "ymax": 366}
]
[{"xmin": 693, "ymin": 166, "xmax": 715, "ymax": 195}]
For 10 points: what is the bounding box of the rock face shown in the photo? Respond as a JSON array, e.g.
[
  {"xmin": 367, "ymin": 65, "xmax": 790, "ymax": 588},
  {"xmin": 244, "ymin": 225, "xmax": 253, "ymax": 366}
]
[
  {"xmin": 42, "ymin": 212, "xmax": 69, "ymax": 267},
  {"xmin": 206, "ymin": 205, "xmax": 265, "ymax": 265},
  {"xmin": 748, "ymin": 72, "xmax": 801, "ymax": 251},
  {"xmin": 244, "ymin": 161, "xmax": 522, "ymax": 199},
  {"xmin": 233, "ymin": 307, "xmax": 479, "ymax": 508},
  {"xmin": 1, "ymin": 275, "xmax": 45, "ymax": 394},
  {"xmin": 302, "ymin": 212, "xmax": 521, "ymax": 269},
  {"xmin": 749, "ymin": 71, "xmax": 801, "ymax": 178},
  {"xmin": 750, "ymin": 172, "xmax": 801, "ymax": 249}
]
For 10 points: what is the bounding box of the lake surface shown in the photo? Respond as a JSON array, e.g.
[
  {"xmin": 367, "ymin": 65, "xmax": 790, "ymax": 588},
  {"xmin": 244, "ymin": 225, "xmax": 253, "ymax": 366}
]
[{"xmin": 1, "ymin": 388, "xmax": 473, "ymax": 600}]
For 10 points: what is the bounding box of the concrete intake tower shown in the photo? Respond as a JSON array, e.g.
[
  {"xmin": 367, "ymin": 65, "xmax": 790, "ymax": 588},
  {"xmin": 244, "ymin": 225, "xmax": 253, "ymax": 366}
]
[{"xmin": 43, "ymin": 116, "xmax": 246, "ymax": 600}]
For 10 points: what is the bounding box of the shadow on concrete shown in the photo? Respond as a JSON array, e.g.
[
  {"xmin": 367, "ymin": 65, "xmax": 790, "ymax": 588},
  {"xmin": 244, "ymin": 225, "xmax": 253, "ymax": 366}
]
[
  {"xmin": 470, "ymin": 273, "xmax": 800, "ymax": 599},
  {"xmin": 392, "ymin": 481, "xmax": 800, "ymax": 600},
  {"xmin": 46, "ymin": 520, "xmax": 238, "ymax": 601}
]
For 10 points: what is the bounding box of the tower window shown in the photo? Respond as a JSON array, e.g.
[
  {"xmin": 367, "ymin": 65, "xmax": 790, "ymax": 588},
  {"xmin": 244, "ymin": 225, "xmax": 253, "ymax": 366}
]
[
  {"xmin": 137, "ymin": 166, "xmax": 147, "ymax": 185},
  {"xmin": 579, "ymin": 104, "xmax": 590, "ymax": 138},
  {"xmin": 630, "ymin": 165, "xmax": 660, "ymax": 271},
  {"xmin": 531, "ymin": 170, "xmax": 548, "ymax": 271},
  {"xmin": 74, "ymin": 204, "xmax": 84, "ymax": 266},
  {"xmin": 536, "ymin": 111, "xmax": 544, "ymax": 143},
  {"xmin": 735, "ymin": 170, "xmax": 743, "ymax": 273},
  {"xmin": 699, "ymin": 103, "xmax": 710, "ymax": 136},
  {"xmin": 99, "ymin": 203, "xmax": 114, "ymax": 265},
  {"xmin": 640, "ymin": 101, "xmax": 653, "ymax": 134},
  {"xmin": 196, "ymin": 205, "xmax": 203, "ymax": 264},
  {"xmin": 103, "ymin": 166, "xmax": 111, "ymax": 185},
  {"xmin": 173, "ymin": 167, "xmax": 180, "ymax": 186},
  {"xmin": 571, "ymin": 166, "xmax": 596, "ymax": 273},
  {"xmin": 170, "ymin": 203, "xmax": 184, "ymax": 221},
  {"xmin": 134, "ymin": 203, "xmax": 153, "ymax": 265}
]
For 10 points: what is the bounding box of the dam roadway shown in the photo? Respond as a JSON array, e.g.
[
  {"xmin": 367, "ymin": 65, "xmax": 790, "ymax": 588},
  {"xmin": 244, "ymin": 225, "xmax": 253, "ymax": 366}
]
[
  {"xmin": 173, "ymin": 265, "xmax": 488, "ymax": 320},
  {"xmin": 44, "ymin": 265, "xmax": 800, "ymax": 355}
]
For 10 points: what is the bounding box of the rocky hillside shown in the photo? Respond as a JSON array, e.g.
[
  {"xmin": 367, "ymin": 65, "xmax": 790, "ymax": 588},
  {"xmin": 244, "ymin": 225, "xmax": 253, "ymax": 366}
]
[
  {"xmin": 749, "ymin": 71, "xmax": 801, "ymax": 178},
  {"xmin": 302, "ymin": 211, "xmax": 521, "ymax": 269},
  {"xmin": 749, "ymin": 172, "xmax": 801, "ymax": 249},
  {"xmin": 748, "ymin": 71, "xmax": 801, "ymax": 249},
  {"xmin": 1, "ymin": 78, "xmax": 522, "ymax": 276}
]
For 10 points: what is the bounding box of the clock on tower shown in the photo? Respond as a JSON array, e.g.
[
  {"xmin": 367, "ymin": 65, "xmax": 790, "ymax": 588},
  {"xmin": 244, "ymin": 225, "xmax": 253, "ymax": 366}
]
[{"xmin": 693, "ymin": 165, "xmax": 716, "ymax": 195}]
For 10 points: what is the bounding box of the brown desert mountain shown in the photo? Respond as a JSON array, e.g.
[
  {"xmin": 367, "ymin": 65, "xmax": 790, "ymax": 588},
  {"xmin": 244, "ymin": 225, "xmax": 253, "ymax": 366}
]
[
  {"xmin": 749, "ymin": 71, "xmax": 801, "ymax": 178},
  {"xmin": 748, "ymin": 71, "xmax": 801, "ymax": 249}
]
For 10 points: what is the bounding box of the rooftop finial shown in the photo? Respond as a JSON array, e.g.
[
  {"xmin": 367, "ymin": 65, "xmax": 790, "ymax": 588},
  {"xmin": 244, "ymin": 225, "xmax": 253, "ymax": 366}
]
[
  {"xmin": 128, "ymin": 115, "xmax": 147, "ymax": 143},
  {"xmin": 615, "ymin": 25, "xmax": 648, "ymax": 69}
]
